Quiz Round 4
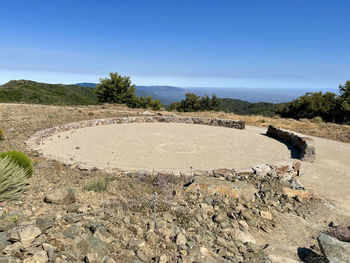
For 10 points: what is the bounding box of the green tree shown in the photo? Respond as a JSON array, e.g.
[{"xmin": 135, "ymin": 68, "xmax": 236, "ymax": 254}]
[
  {"xmin": 95, "ymin": 72, "xmax": 136, "ymax": 106},
  {"xmin": 338, "ymin": 81, "xmax": 350, "ymax": 122},
  {"xmin": 210, "ymin": 94, "xmax": 221, "ymax": 111},
  {"xmin": 95, "ymin": 72, "xmax": 164, "ymax": 110},
  {"xmin": 200, "ymin": 95, "xmax": 211, "ymax": 110}
]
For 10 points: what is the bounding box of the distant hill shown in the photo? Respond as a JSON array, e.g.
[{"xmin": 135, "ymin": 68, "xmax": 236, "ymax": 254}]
[
  {"xmin": 75, "ymin": 83, "xmax": 187, "ymax": 105},
  {"xmin": 219, "ymin": 98, "xmax": 282, "ymax": 117},
  {"xmin": 0, "ymin": 80, "xmax": 98, "ymax": 105},
  {"xmin": 75, "ymin": 82, "xmax": 97, "ymax": 89},
  {"xmin": 0, "ymin": 80, "xmax": 281, "ymax": 116},
  {"xmin": 135, "ymin": 86, "xmax": 187, "ymax": 105}
]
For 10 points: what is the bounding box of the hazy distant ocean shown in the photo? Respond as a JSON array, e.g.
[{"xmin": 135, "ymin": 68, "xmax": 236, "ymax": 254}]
[{"xmin": 188, "ymin": 87, "xmax": 339, "ymax": 103}]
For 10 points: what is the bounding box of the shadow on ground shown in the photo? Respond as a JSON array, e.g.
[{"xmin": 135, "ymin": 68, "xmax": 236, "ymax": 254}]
[
  {"xmin": 261, "ymin": 133, "xmax": 301, "ymax": 159},
  {"xmin": 297, "ymin": 247, "xmax": 325, "ymax": 263}
]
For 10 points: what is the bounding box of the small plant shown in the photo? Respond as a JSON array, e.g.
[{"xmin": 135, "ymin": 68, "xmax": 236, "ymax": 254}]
[
  {"xmin": 0, "ymin": 157, "xmax": 29, "ymax": 201},
  {"xmin": 0, "ymin": 151, "xmax": 33, "ymax": 178},
  {"xmin": 0, "ymin": 129, "xmax": 5, "ymax": 141},
  {"xmin": 88, "ymin": 112, "xmax": 94, "ymax": 116},
  {"xmin": 312, "ymin": 116, "xmax": 323, "ymax": 123},
  {"xmin": 84, "ymin": 178, "xmax": 109, "ymax": 193}
]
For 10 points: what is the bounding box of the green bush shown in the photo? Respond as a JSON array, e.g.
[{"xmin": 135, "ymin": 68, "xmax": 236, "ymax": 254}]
[
  {"xmin": 0, "ymin": 156, "xmax": 29, "ymax": 201},
  {"xmin": 312, "ymin": 116, "xmax": 323, "ymax": 123},
  {"xmin": 0, "ymin": 151, "xmax": 33, "ymax": 178},
  {"xmin": 84, "ymin": 178, "xmax": 109, "ymax": 193},
  {"xmin": 0, "ymin": 129, "xmax": 5, "ymax": 141}
]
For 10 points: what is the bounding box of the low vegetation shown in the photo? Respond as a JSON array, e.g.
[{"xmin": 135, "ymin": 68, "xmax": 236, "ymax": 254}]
[
  {"xmin": 0, "ymin": 80, "xmax": 98, "ymax": 105},
  {"xmin": 0, "ymin": 156, "xmax": 29, "ymax": 201},
  {"xmin": 84, "ymin": 178, "xmax": 110, "ymax": 193},
  {"xmin": 0, "ymin": 151, "xmax": 33, "ymax": 178},
  {"xmin": 0, "ymin": 128, "xmax": 5, "ymax": 141}
]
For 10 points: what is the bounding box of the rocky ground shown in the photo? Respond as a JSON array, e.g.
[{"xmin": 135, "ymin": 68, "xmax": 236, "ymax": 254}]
[{"xmin": 0, "ymin": 103, "xmax": 350, "ymax": 262}]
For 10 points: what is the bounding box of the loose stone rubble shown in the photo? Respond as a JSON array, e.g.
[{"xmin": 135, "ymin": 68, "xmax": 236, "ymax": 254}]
[{"xmin": 1, "ymin": 158, "xmax": 332, "ymax": 262}]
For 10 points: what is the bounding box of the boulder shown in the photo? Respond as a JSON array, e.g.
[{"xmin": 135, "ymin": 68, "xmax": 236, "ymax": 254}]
[
  {"xmin": 318, "ymin": 233, "xmax": 350, "ymax": 262},
  {"xmin": 8, "ymin": 225, "xmax": 41, "ymax": 247},
  {"xmin": 44, "ymin": 189, "xmax": 76, "ymax": 205}
]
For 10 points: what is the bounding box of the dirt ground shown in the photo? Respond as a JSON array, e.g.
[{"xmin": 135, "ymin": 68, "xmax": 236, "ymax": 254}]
[{"xmin": 0, "ymin": 103, "xmax": 350, "ymax": 262}]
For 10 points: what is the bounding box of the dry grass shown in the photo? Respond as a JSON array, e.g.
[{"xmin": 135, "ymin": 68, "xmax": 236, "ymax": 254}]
[{"xmin": 172, "ymin": 111, "xmax": 350, "ymax": 143}]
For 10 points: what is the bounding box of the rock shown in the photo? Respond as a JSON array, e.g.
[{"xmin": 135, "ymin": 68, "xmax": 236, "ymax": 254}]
[
  {"xmin": 128, "ymin": 239, "xmax": 146, "ymax": 250},
  {"xmin": 63, "ymin": 225, "xmax": 80, "ymax": 239},
  {"xmin": 23, "ymin": 250, "xmax": 48, "ymax": 263},
  {"xmin": 253, "ymin": 164, "xmax": 272, "ymax": 176},
  {"xmin": 185, "ymin": 177, "xmax": 239, "ymax": 199},
  {"xmin": 282, "ymin": 187, "xmax": 310, "ymax": 199},
  {"xmin": 268, "ymin": 254, "xmax": 300, "ymax": 263},
  {"xmin": 318, "ymin": 233, "xmax": 350, "ymax": 262},
  {"xmin": 65, "ymin": 213, "xmax": 82, "ymax": 223},
  {"xmin": 44, "ymin": 189, "xmax": 76, "ymax": 205},
  {"xmin": 236, "ymin": 230, "xmax": 256, "ymax": 244},
  {"xmin": 2, "ymin": 242, "xmax": 21, "ymax": 255},
  {"xmin": 185, "ymin": 246, "xmax": 227, "ymax": 263},
  {"xmin": 0, "ymin": 232, "xmax": 10, "ymax": 251},
  {"xmin": 8, "ymin": 225, "xmax": 41, "ymax": 247},
  {"xmin": 0, "ymin": 256, "xmax": 21, "ymax": 263},
  {"xmin": 86, "ymin": 236, "xmax": 109, "ymax": 257},
  {"xmin": 159, "ymin": 254, "xmax": 167, "ymax": 263},
  {"xmin": 36, "ymin": 216, "xmax": 54, "ymax": 231},
  {"xmin": 94, "ymin": 227, "xmax": 114, "ymax": 244},
  {"xmin": 0, "ymin": 220, "xmax": 16, "ymax": 232},
  {"xmin": 85, "ymin": 253, "xmax": 99, "ymax": 263},
  {"xmin": 212, "ymin": 168, "xmax": 233, "ymax": 178},
  {"xmin": 328, "ymin": 224, "xmax": 350, "ymax": 242},
  {"xmin": 102, "ymin": 256, "xmax": 116, "ymax": 263},
  {"xmin": 238, "ymin": 220, "xmax": 249, "ymax": 231},
  {"xmin": 260, "ymin": 210, "xmax": 273, "ymax": 221},
  {"xmin": 176, "ymin": 233, "xmax": 187, "ymax": 246}
]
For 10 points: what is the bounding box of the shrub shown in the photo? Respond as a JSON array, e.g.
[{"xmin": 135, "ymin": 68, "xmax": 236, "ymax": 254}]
[
  {"xmin": 0, "ymin": 129, "xmax": 5, "ymax": 141},
  {"xmin": 0, "ymin": 156, "xmax": 29, "ymax": 201},
  {"xmin": 0, "ymin": 151, "xmax": 33, "ymax": 178},
  {"xmin": 312, "ymin": 116, "xmax": 323, "ymax": 123},
  {"xmin": 84, "ymin": 178, "xmax": 109, "ymax": 193}
]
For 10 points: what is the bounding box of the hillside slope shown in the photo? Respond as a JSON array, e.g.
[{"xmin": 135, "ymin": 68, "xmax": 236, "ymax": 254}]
[
  {"xmin": 219, "ymin": 98, "xmax": 280, "ymax": 117},
  {"xmin": 0, "ymin": 80, "xmax": 98, "ymax": 105}
]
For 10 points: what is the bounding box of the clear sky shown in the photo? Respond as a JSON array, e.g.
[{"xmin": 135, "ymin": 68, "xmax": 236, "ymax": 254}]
[{"xmin": 0, "ymin": 0, "xmax": 349, "ymax": 90}]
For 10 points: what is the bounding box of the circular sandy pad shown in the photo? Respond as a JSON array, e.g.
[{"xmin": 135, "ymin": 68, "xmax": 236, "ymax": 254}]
[{"xmin": 40, "ymin": 123, "xmax": 292, "ymax": 171}]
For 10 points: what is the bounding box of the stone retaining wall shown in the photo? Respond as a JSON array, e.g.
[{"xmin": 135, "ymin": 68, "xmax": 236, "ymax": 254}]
[
  {"xmin": 266, "ymin": 125, "xmax": 316, "ymax": 162},
  {"xmin": 25, "ymin": 116, "xmax": 306, "ymax": 197}
]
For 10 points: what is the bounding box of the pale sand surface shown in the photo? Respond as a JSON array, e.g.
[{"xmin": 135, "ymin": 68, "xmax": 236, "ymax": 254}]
[
  {"xmin": 299, "ymin": 135, "xmax": 350, "ymax": 214},
  {"xmin": 40, "ymin": 123, "xmax": 292, "ymax": 171}
]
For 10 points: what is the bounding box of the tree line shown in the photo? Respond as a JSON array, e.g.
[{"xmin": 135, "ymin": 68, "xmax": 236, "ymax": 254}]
[
  {"xmin": 95, "ymin": 72, "xmax": 222, "ymax": 112},
  {"xmin": 95, "ymin": 73, "xmax": 350, "ymax": 124},
  {"xmin": 276, "ymin": 81, "xmax": 350, "ymax": 124}
]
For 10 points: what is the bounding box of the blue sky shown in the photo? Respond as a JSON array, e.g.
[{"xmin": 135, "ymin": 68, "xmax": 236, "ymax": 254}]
[{"xmin": 0, "ymin": 0, "xmax": 349, "ymax": 90}]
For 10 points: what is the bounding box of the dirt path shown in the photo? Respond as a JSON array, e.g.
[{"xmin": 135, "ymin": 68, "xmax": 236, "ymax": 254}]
[{"xmin": 299, "ymin": 135, "xmax": 350, "ymax": 215}]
